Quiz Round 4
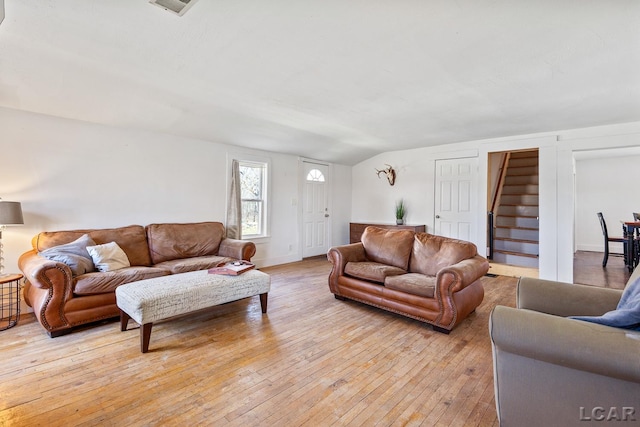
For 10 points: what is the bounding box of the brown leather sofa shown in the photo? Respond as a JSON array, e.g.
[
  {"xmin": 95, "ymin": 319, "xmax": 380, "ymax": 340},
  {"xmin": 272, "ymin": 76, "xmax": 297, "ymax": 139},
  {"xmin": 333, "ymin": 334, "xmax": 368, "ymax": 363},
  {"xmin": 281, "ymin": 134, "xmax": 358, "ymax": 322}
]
[
  {"xmin": 327, "ymin": 226, "xmax": 489, "ymax": 333},
  {"xmin": 19, "ymin": 221, "xmax": 256, "ymax": 337}
]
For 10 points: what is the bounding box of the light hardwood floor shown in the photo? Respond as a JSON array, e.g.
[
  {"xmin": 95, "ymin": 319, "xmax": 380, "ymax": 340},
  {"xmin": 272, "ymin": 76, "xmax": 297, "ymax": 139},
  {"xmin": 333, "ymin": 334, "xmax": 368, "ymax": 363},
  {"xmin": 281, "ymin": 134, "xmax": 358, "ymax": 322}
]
[
  {"xmin": 1, "ymin": 251, "xmax": 626, "ymax": 426},
  {"xmin": 0, "ymin": 258, "xmax": 514, "ymax": 426}
]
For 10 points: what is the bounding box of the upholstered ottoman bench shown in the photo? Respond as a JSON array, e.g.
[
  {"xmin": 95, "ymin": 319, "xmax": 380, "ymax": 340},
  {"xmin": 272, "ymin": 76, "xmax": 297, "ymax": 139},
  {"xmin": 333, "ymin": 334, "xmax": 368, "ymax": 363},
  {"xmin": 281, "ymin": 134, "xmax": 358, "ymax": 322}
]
[{"xmin": 115, "ymin": 269, "xmax": 270, "ymax": 353}]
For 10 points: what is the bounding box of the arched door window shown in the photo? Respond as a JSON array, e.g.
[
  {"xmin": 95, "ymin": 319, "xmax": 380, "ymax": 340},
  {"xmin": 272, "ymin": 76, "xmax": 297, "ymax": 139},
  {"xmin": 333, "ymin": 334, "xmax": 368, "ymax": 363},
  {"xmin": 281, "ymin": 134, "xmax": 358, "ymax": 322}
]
[{"xmin": 306, "ymin": 168, "xmax": 325, "ymax": 182}]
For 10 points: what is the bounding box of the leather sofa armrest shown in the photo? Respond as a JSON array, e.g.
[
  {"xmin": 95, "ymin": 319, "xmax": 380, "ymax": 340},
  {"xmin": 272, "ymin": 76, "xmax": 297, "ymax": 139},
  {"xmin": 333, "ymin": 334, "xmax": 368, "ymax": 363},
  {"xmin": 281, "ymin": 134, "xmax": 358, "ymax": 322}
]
[
  {"xmin": 436, "ymin": 255, "xmax": 490, "ymax": 295},
  {"xmin": 517, "ymin": 277, "xmax": 622, "ymax": 317},
  {"xmin": 19, "ymin": 250, "xmax": 75, "ymax": 332},
  {"xmin": 327, "ymin": 243, "xmax": 367, "ymax": 271},
  {"xmin": 327, "ymin": 243, "xmax": 367, "ymax": 293},
  {"xmin": 218, "ymin": 238, "xmax": 257, "ymax": 261},
  {"xmin": 490, "ymin": 305, "xmax": 640, "ymax": 383},
  {"xmin": 19, "ymin": 250, "xmax": 74, "ymax": 295}
]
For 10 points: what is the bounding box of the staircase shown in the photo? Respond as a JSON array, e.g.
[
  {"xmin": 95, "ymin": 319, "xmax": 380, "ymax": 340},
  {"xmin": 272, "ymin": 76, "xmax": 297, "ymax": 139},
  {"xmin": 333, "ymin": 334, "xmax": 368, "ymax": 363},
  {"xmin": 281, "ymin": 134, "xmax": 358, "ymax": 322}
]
[{"xmin": 492, "ymin": 150, "xmax": 539, "ymax": 268}]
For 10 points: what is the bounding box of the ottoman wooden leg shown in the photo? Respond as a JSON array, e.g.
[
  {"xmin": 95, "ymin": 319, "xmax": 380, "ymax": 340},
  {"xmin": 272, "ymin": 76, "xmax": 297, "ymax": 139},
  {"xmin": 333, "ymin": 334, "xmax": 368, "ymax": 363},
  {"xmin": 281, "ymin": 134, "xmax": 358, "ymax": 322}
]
[
  {"xmin": 260, "ymin": 293, "xmax": 268, "ymax": 313},
  {"xmin": 141, "ymin": 323, "xmax": 153, "ymax": 353},
  {"xmin": 120, "ymin": 310, "xmax": 131, "ymax": 331}
]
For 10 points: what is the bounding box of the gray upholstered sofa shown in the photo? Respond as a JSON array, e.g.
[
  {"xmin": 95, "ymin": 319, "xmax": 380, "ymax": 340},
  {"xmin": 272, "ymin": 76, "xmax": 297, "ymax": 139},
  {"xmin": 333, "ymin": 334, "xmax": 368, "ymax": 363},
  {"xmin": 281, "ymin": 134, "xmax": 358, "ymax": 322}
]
[
  {"xmin": 489, "ymin": 269, "xmax": 640, "ymax": 426},
  {"xmin": 19, "ymin": 221, "xmax": 256, "ymax": 337}
]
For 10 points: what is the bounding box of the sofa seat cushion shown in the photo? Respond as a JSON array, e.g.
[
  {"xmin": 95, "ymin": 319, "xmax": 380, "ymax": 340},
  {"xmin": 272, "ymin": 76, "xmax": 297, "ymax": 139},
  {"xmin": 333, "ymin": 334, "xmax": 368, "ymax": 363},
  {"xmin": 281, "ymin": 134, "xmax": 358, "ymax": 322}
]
[
  {"xmin": 153, "ymin": 255, "xmax": 236, "ymax": 274},
  {"xmin": 345, "ymin": 261, "xmax": 406, "ymax": 284},
  {"xmin": 385, "ymin": 273, "xmax": 436, "ymax": 298},
  {"xmin": 361, "ymin": 226, "xmax": 415, "ymax": 270},
  {"xmin": 146, "ymin": 222, "xmax": 226, "ymax": 264},
  {"xmin": 74, "ymin": 266, "xmax": 170, "ymax": 296},
  {"xmin": 410, "ymin": 232, "xmax": 478, "ymax": 276}
]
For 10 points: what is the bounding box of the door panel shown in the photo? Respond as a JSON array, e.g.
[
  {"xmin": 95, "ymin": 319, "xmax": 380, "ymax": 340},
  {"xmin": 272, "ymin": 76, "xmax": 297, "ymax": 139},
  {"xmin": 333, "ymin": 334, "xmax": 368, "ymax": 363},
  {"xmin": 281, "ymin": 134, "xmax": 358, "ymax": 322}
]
[
  {"xmin": 302, "ymin": 162, "xmax": 329, "ymax": 257},
  {"xmin": 435, "ymin": 158, "xmax": 477, "ymax": 241}
]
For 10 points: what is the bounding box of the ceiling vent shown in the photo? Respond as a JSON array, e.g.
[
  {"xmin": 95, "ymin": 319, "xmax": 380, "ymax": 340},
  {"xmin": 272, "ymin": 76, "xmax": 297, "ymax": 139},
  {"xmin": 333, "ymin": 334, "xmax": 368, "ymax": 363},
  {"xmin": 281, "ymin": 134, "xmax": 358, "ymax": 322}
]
[{"xmin": 149, "ymin": 0, "xmax": 198, "ymax": 17}]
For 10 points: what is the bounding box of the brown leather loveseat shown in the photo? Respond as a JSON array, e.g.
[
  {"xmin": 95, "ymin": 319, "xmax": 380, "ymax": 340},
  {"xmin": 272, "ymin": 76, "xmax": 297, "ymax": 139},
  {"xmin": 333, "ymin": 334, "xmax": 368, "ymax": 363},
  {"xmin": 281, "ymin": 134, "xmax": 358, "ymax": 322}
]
[
  {"xmin": 327, "ymin": 226, "xmax": 489, "ymax": 333},
  {"xmin": 19, "ymin": 221, "xmax": 256, "ymax": 337}
]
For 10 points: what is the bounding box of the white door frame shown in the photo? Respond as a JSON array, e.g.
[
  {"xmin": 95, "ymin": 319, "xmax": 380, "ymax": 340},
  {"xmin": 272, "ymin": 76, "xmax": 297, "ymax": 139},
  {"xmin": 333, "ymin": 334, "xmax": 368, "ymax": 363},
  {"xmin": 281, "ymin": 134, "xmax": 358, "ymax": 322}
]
[{"xmin": 299, "ymin": 158, "xmax": 332, "ymax": 258}]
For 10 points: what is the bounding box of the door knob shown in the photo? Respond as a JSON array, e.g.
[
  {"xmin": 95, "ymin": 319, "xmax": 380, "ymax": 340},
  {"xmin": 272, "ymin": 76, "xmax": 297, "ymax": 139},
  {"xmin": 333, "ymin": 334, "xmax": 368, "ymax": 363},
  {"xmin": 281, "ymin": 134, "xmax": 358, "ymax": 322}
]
[
  {"xmin": 325, "ymin": 214, "xmax": 330, "ymax": 217},
  {"xmin": 435, "ymin": 215, "xmax": 440, "ymax": 219}
]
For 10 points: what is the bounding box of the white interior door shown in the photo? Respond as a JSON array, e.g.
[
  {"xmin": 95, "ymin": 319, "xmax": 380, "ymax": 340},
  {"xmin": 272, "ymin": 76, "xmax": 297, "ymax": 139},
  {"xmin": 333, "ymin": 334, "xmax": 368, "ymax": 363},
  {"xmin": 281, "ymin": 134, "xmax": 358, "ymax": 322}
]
[
  {"xmin": 302, "ymin": 162, "xmax": 329, "ymax": 257},
  {"xmin": 434, "ymin": 157, "xmax": 477, "ymax": 241}
]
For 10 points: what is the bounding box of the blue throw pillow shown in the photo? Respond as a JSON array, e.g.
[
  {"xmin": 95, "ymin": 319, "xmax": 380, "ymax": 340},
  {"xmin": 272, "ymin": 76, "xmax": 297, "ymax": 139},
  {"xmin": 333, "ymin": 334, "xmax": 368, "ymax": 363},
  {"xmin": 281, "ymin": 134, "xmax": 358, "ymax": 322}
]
[
  {"xmin": 39, "ymin": 234, "xmax": 97, "ymax": 276},
  {"xmin": 570, "ymin": 275, "xmax": 640, "ymax": 331}
]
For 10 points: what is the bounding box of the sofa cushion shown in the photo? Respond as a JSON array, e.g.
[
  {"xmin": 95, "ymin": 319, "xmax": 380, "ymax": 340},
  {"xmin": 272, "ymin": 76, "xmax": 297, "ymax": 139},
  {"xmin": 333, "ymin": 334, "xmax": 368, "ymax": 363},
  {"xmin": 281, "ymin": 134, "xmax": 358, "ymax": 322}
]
[
  {"xmin": 34, "ymin": 225, "xmax": 152, "ymax": 267},
  {"xmin": 385, "ymin": 273, "xmax": 436, "ymax": 298},
  {"xmin": 410, "ymin": 232, "xmax": 478, "ymax": 276},
  {"xmin": 39, "ymin": 234, "xmax": 96, "ymax": 276},
  {"xmin": 146, "ymin": 222, "xmax": 226, "ymax": 265},
  {"xmin": 74, "ymin": 266, "xmax": 170, "ymax": 295},
  {"xmin": 361, "ymin": 226, "xmax": 415, "ymax": 270},
  {"xmin": 86, "ymin": 242, "xmax": 131, "ymax": 272},
  {"xmin": 153, "ymin": 255, "xmax": 236, "ymax": 274},
  {"xmin": 345, "ymin": 261, "xmax": 406, "ymax": 284}
]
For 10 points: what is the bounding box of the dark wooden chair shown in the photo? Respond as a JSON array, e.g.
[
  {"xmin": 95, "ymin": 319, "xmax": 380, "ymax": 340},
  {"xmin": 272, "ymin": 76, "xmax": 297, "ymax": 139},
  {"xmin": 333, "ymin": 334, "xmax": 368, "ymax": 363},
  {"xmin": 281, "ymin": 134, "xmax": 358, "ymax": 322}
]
[
  {"xmin": 597, "ymin": 212, "xmax": 627, "ymax": 268},
  {"xmin": 634, "ymin": 212, "xmax": 640, "ymax": 221}
]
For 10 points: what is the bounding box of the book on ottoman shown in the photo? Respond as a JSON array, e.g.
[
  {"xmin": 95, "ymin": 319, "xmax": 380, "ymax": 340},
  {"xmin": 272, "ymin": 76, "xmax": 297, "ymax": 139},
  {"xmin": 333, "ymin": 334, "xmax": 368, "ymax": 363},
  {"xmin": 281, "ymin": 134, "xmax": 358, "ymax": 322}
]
[{"xmin": 208, "ymin": 261, "xmax": 255, "ymax": 276}]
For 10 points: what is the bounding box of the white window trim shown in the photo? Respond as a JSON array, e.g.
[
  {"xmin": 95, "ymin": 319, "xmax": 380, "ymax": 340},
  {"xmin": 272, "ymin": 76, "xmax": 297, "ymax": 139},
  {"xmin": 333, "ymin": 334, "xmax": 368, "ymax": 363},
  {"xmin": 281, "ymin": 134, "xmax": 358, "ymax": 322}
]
[{"xmin": 227, "ymin": 153, "xmax": 271, "ymax": 242}]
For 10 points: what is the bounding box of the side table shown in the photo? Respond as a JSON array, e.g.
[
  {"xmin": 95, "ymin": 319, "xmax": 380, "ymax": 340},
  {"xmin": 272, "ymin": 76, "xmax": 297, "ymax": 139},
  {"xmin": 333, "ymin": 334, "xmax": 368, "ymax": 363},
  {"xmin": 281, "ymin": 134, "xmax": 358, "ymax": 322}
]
[{"xmin": 0, "ymin": 273, "xmax": 23, "ymax": 330}]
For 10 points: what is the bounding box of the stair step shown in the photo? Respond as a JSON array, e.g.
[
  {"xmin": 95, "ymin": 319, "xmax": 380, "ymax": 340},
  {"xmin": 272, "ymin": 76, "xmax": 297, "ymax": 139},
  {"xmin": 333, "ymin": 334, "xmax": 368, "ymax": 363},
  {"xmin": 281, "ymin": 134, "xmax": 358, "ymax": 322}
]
[
  {"xmin": 506, "ymin": 166, "xmax": 538, "ymax": 176},
  {"xmin": 505, "ymin": 175, "xmax": 538, "ymax": 185},
  {"xmin": 502, "ymin": 184, "xmax": 539, "ymax": 195},
  {"xmin": 495, "ymin": 227, "xmax": 538, "ymax": 240},
  {"xmin": 501, "ymin": 194, "xmax": 539, "ymax": 205},
  {"xmin": 495, "ymin": 216, "xmax": 539, "ymax": 228},
  {"xmin": 494, "ymin": 249, "xmax": 539, "ymax": 258},
  {"xmin": 495, "ymin": 237, "xmax": 538, "ymax": 244},
  {"xmin": 496, "ymin": 225, "xmax": 538, "ymax": 231},
  {"xmin": 492, "ymin": 251, "xmax": 539, "ymax": 268},
  {"xmin": 507, "ymin": 157, "xmax": 538, "ymax": 168},
  {"xmin": 494, "ymin": 238, "xmax": 539, "ymax": 255},
  {"xmin": 509, "ymin": 150, "xmax": 538, "ymax": 159}
]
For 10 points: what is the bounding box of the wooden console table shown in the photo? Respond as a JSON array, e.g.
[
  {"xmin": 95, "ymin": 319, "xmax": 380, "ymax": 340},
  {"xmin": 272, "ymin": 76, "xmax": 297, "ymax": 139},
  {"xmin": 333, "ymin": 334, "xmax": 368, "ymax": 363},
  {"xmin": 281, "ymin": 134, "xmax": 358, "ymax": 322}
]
[{"xmin": 350, "ymin": 223, "xmax": 426, "ymax": 243}]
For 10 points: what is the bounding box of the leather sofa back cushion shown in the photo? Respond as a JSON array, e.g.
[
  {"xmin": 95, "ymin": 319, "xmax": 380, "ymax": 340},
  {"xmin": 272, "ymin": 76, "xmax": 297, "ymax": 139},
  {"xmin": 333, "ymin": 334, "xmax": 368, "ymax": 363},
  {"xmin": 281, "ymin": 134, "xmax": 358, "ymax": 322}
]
[
  {"xmin": 146, "ymin": 222, "xmax": 225, "ymax": 264},
  {"xmin": 361, "ymin": 226, "xmax": 414, "ymax": 270},
  {"xmin": 410, "ymin": 232, "xmax": 477, "ymax": 276},
  {"xmin": 34, "ymin": 225, "xmax": 152, "ymax": 267}
]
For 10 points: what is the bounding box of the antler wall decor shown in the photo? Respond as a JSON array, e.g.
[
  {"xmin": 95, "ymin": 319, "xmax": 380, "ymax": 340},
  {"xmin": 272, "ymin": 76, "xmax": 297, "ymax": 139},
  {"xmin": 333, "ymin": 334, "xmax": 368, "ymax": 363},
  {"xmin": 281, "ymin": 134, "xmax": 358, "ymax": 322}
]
[{"xmin": 375, "ymin": 164, "xmax": 396, "ymax": 186}]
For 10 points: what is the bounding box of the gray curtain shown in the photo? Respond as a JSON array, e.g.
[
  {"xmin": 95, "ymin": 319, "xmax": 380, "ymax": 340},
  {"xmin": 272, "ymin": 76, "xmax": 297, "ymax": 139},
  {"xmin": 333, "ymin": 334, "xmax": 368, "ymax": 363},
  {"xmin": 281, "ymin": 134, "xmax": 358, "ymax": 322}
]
[{"xmin": 226, "ymin": 159, "xmax": 242, "ymax": 239}]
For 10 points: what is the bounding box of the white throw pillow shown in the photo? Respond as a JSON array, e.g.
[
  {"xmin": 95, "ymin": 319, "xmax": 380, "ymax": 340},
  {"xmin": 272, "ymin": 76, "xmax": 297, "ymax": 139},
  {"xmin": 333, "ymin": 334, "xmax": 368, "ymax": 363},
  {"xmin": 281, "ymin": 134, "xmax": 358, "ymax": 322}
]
[{"xmin": 86, "ymin": 241, "xmax": 131, "ymax": 272}]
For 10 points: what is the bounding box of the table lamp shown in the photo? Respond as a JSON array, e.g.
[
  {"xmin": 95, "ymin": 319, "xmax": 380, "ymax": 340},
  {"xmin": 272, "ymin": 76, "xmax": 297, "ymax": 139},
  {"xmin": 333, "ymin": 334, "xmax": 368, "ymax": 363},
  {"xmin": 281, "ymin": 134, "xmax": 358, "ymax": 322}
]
[{"xmin": 0, "ymin": 200, "xmax": 24, "ymax": 276}]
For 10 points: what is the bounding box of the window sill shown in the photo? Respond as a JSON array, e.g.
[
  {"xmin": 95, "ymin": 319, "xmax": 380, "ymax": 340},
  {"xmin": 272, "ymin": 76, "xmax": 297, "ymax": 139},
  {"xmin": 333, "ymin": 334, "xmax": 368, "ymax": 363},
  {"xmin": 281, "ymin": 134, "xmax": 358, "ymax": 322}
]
[{"xmin": 243, "ymin": 235, "xmax": 270, "ymax": 244}]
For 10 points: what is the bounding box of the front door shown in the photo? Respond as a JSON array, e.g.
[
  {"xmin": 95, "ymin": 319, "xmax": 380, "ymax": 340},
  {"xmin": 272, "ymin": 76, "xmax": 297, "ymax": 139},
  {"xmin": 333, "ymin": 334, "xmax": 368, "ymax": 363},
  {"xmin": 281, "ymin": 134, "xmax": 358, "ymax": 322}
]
[
  {"xmin": 302, "ymin": 162, "xmax": 329, "ymax": 257},
  {"xmin": 434, "ymin": 157, "xmax": 477, "ymax": 241}
]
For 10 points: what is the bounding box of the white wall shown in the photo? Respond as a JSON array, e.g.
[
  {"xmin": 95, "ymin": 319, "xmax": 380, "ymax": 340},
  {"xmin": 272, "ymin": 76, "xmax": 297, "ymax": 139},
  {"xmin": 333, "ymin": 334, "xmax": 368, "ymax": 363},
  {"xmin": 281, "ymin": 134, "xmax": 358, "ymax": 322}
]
[
  {"xmin": 352, "ymin": 122, "xmax": 640, "ymax": 282},
  {"xmin": 0, "ymin": 107, "xmax": 353, "ymax": 279},
  {"xmin": 574, "ymin": 150, "xmax": 640, "ymax": 253}
]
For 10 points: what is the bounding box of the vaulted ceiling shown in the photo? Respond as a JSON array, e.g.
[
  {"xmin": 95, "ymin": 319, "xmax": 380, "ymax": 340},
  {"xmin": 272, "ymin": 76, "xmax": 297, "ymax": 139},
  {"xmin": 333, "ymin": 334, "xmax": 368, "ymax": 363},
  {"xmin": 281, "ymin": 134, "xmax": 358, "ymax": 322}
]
[{"xmin": 1, "ymin": 1, "xmax": 639, "ymax": 165}]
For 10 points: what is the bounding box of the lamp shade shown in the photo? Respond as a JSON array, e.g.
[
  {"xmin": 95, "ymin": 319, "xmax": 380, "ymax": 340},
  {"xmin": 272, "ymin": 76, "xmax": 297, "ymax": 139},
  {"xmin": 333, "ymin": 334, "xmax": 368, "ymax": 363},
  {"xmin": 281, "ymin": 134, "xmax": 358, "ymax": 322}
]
[{"xmin": 0, "ymin": 201, "xmax": 24, "ymax": 225}]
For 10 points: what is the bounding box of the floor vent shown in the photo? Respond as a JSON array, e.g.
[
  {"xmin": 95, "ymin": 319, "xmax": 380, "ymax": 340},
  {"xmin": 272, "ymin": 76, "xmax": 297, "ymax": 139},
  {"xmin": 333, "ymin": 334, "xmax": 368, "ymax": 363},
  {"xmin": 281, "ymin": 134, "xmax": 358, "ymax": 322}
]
[{"xmin": 149, "ymin": 0, "xmax": 197, "ymax": 16}]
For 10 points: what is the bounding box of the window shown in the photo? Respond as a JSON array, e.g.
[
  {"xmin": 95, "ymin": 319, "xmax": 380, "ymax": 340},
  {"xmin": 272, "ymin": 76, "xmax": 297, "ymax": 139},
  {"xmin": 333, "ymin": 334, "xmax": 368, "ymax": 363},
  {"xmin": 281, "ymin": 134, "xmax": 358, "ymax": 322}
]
[
  {"xmin": 306, "ymin": 168, "xmax": 325, "ymax": 182},
  {"xmin": 239, "ymin": 160, "xmax": 268, "ymax": 237}
]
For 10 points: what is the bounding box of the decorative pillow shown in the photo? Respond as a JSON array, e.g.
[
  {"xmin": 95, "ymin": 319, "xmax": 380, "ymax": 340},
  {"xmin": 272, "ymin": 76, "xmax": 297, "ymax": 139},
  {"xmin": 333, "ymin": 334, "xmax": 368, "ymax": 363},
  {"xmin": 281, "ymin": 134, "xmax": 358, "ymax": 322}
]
[
  {"xmin": 570, "ymin": 275, "xmax": 640, "ymax": 331},
  {"xmin": 86, "ymin": 241, "xmax": 131, "ymax": 272},
  {"xmin": 39, "ymin": 234, "xmax": 96, "ymax": 276}
]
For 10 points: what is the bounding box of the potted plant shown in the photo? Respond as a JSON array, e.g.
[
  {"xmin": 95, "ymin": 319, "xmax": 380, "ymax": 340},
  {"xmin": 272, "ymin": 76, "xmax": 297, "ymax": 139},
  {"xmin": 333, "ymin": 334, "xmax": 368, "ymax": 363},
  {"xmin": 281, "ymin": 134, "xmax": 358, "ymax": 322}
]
[{"xmin": 395, "ymin": 199, "xmax": 406, "ymax": 225}]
